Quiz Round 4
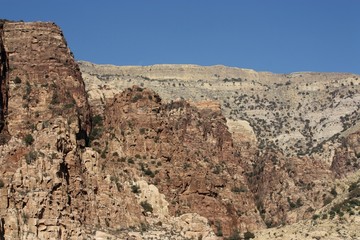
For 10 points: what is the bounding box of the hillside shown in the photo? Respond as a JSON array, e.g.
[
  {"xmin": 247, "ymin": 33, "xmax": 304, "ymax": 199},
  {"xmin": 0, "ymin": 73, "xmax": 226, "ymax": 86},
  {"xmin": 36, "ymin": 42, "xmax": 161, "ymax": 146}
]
[
  {"xmin": 0, "ymin": 20, "xmax": 359, "ymax": 239},
  {"xmin": 79, "ymin": 61, "xmax": 360, "ymax": 161}
]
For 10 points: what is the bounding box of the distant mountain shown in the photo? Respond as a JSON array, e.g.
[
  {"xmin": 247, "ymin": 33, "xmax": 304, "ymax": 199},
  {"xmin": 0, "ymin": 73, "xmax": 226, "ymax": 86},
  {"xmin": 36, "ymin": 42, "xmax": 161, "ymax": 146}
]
[{"xmin": 79, "ymin": 60, "xmax": 360, "ymax": 160}]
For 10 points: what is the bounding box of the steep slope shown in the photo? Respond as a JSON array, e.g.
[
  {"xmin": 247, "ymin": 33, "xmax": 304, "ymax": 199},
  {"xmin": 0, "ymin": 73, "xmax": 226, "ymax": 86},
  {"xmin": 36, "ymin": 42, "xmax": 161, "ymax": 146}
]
[
  {"xmin": 0, "ymin": 20, "xmax": 93, "ymax": 239},
  {"xmin": 80, "ymin": 61, "xmax": 360, "ymax": 238},
  {"xmin": 94, "ymin": 86, "xmax": 264, "ymax": 236},
  {"xmin": 80, "ymin": 61, "xmax": 360, "ymax": 161}
]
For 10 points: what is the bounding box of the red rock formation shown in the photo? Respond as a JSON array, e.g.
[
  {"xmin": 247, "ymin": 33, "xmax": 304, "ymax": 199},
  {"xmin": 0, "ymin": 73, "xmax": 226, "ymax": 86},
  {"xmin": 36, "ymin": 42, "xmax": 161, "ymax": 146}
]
[
  {"xmin": 97, "ymin": 86, "xmax": 265, "ymax": 236},
  {"xmin": 0, "ymin": 21, "xmax": 95, "ymax": 239}
]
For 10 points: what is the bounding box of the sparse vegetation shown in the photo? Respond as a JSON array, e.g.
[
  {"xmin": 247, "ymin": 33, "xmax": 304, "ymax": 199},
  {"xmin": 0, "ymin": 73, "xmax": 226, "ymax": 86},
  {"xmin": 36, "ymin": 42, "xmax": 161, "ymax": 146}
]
[
  {"xmin": 330, "ymin": 187, "xmax": 338, "ymax": 197},
  {"xmin": 140, "ymin": 200, "xmax": 153, "ymax": 213},
  {"xmin": 89, "ymin": 127, "xmax": 103, "ymax": 143},
  {"xmin": 24, "ymin": 134, "xmax": 34, "ymax": 146},
  {"xmin": 131, "ymin": 184, "xmax": 141, "ymax": 194},
  {"xmin": 312, "ymin": 214, "xmax": 320, "ymax": 220},
  {"xmin": 231, "ymin": 185, "xmax": 247, "ymax": 193},
  {"xmin": 50, "ymin": 91, "xmax": 60, "ymax": 105},
  {"xmin": 244, "ymin": 231, "xmax": 255, "ymax": 240},
  {"xmin": 215, "ymin": 220, "xmax": 223, "ymax": 237},
  {"xmin": 139, "ymin": 128, "xmax": 146, "ymax": 134},
  {"xmin": 92, "ymin": 114, "xmax": 103, "ymax": 126},
  {"xmin": 25, "ymin": 151, "xmax": 37, "ymax": 164},
  {"xmin": 227, "ymin": 230, "xmax": 241, "ymax": 240},
  {"xmin": 63, "ymin": 103, "xmax": 75, "ymax": 109},
  {"xmin": 131, "ymin": 93, "xmax": 143, "ymax": 103},
  {"xmin": 323, "ymin": 196, "xmax": 333, "ymax": 206},
  {"xmin": 110, "ymin": 176, "xmax": 122, "ymax": 191},
  {"xmin": 212, "ymin": 164, "xmax": 221, "ymax": 174},
  {"xmin": 14, "ymin": 76, "xmax": 22, "ymax": 84},
  {"xmin": 140, "ymin": 163, "xmax": 155, "ymax": 177},
  {"xmin": 22, "ymin": 213, "xmax": 29, "ymax": 224}
]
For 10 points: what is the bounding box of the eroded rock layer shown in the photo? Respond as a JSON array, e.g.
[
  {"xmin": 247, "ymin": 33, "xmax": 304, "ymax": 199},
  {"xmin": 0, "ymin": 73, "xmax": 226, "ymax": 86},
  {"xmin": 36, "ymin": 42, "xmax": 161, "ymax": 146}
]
[{"xmin": 0, "ymin": 21, "xmax": 94, "ymax": 239}]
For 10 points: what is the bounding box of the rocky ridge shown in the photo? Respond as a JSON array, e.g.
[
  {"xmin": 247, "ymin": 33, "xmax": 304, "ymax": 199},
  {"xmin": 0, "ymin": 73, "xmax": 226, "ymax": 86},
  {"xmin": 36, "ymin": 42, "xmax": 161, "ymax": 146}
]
[
  {"xmin": 80, "ymin": 61, "xmax": 360, "ymax": 161},
  {"xmin": 0, "ymin": 20, "xmax": 359, "ymax": 239}
]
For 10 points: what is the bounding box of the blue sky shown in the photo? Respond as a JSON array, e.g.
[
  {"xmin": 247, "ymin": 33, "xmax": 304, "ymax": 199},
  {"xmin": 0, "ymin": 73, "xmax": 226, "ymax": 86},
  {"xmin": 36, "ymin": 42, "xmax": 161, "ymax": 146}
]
[{"xmin": 2, "ymin": 0, "xmax": 360, "ymax": 74}]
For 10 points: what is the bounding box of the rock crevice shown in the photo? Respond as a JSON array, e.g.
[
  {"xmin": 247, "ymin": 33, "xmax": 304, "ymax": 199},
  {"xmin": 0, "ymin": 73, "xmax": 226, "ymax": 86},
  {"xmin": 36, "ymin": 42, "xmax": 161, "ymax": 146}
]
[{"xmin": 0, "ymin": 20, "xmax": 10, "ymax": 144}]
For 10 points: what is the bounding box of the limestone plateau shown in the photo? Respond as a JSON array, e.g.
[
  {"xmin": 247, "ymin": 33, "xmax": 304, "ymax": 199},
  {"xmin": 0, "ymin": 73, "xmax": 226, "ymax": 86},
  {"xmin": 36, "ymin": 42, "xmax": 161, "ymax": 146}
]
[{"xmin": 0, "ymin": 20, "xmax": 359, "ymax": 240}]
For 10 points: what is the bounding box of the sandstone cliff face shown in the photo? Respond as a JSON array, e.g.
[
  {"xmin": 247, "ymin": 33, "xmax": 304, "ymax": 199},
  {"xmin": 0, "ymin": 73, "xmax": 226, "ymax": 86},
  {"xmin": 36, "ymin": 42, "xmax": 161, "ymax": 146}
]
[
  {"xmin": 0, "ymin": 21, "xmax": 94, "ymax": 239},
  {"xmin": 95, "ymin": 86, "xmax": 264, "ymax": 236}
]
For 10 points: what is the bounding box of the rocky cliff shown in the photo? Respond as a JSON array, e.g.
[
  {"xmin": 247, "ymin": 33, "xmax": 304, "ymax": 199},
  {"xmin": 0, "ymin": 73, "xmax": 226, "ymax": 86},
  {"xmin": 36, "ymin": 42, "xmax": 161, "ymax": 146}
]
[
  {"xmin": 0, "ymin": 20, "xmax": 93, "ymax": 239},
  {"xmin": 79, "ymin": 59, "xmax": 360, "ymax": 238},
  {"xmin": 0, "ymin": 20, "xmax": 359, "ymax": 240}
]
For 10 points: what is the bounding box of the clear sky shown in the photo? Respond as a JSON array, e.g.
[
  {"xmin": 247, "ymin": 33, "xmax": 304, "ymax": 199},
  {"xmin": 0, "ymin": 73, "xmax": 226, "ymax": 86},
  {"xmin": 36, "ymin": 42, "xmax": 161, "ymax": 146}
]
[{"xmin": 2, "ymin": 0, "xmax": 360, "ymax": 74}]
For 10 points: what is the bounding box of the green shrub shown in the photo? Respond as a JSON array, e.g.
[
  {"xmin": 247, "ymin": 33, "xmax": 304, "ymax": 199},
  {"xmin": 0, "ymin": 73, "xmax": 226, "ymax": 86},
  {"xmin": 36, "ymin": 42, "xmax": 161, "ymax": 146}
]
[
  {"xmin": 14, "ymin": 76, "xmax": 22, "ymax": 84},
  {"xmin": 183, "ymin": 163, "xmax": 191, "ymax": 170},
  {"xmin": 131, "ymin": 94, "xmax": 143, "ymax": 103},
  {"xmin": 25, "ymin": 81, "xmax": 31, "ymax": 96},
  {"xmin": 287, "ymin": 197, "xmax": 297, "ymax": 209},
  {"xmin": 228, "ymin": 230, "xmax": 241, "ymax": 240},
  {"xmin": 100, "ymin": 150, "xmax": 107, "ymax": 159},
  {"xmin": 110, "ymin": 176, "xmax": 122, "ymax": 191},
  {"xmin": 323, "ymin": 196, "xmax": 333, "ymax": 206},
  {"xmin": 231, "ymin": 186, "xmax": 247, "ymax": 193},
  {"xmin": 215, "ymin": 220, "xmax": 223, "ymax": 236},
  {"xmin": 330, "ymin": 187, "xmax": 338, "ymax": 197},
  {"xmin": 139, "ymin": 128, "xmax": 146, "ymax": 134},
  {"xmin": 63, "ymin": 103, "xmax": 75, "ymax": 109},
  {"xmin": 24, "ymin": 134, "xmax": 34, "ymax": 146},
  {"xmin": 22, "ymin": 213, "xmax": 28, "ymax": 224},
  {"xmin": 296, "ymin": 198, "xmax": 303, "ymax": 207},
  {"xmin": 89, "ymin": 127, "xmax": 103, "ymax": 142},
  {"xmin": 140, "ymin": 222, "xmax": 148, "ymax": 232},
  {"xmin": 131, "ymin": 184, "xmax": 141, "ymax": 194},
  {"xmin": 25, "ymin": 151, "xmax": 37, "ymax": 164},
  {"xmin": 51, "ymin": 92, "xmax": 60, "ymax": 105},
  {"xmin": 349, "ymin": 186, "xmax": 360, "ymax": 198},
  {"xmin": 244, "ymin": 231, "xmax": 255, "ymax": 239},
  {"xmin": 212, "ymin": 165, "xmax": 221, "ymax": 174},
  {"xmin": 144, "ymin": 168, "xmax": 155, "ymax": 178},
  {"xmin": 92, "ymin": 114, "xmax": 103, "ymax": 126},
  {"xmin": 140, "ymin": 201, "xmax": 153, "ymax": 213}
]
